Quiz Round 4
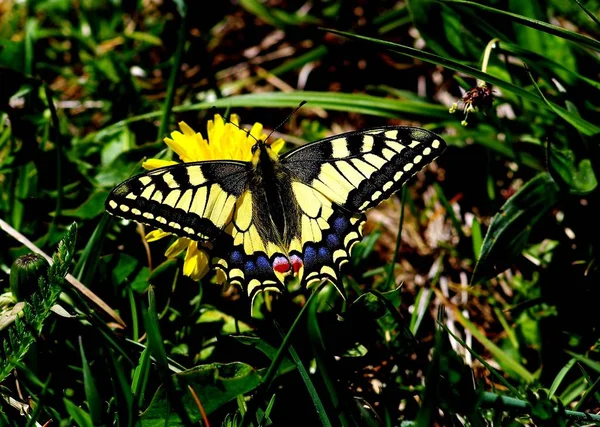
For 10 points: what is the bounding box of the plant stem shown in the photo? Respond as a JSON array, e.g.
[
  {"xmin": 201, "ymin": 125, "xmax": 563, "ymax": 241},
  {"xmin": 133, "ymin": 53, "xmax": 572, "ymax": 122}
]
[
  {"xmin": 157, "ymin": 12, "xmax": 187, "ymax": 142},
  {"xmin": 481, "ymin": 392, "xmax": 600, "ymax": 422}
]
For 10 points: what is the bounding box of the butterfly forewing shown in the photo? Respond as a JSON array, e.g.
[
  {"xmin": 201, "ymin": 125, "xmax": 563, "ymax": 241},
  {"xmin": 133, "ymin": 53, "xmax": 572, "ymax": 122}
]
[
  {"xmin": 105, "ymin": 161, "xmax": 250, "ymax": 241},
  {"xmin": 281, "ymin": 126, "xmax": 446, "ymax": 213}
]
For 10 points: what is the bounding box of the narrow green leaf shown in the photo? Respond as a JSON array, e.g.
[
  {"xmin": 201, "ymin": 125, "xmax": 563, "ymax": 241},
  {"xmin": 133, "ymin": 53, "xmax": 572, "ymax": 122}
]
[
  {"xmin": 472, "ymin": 173, "xmax": 560, "ymax": 284},
  {"xmin": 549, "ymin": 358, "xmax": 576, "ymax": 399},
  {"xmin": 106, "ymin": 348, "xmax": 135, "ymax": 426},
  {"xmin": 434, "ymin": 183, "xmax": 464, "ymax": 239},
  {"xmin": 407, "ymin": 0, "xmax": 468, "ymax": 57},
  {"xmin": 141, "ymin": 362, "xmax": 261, "ymax": 421},
  {"xmin": 453, "ymin": 311, "xmax": 535, "ymax": 383},
  {"xmin": 575, "ymin": 0, "xmax": 600, "ymax": 27},
  {"xmin": 471, "ymin": 217, "xmax": 482, "ymax": 259},
  {"xmin": 230, "ymin": 335, "xmax": 295, "ymax": 374},
  {"xmin": 274, "ymin": 321, "xmax": 332, "ymax": 427},
  {"xmin": 64, "ymin": 399, "xmax": 94, "ymax": 427},
  {"xmin": 157, "ymin": 14, "xmax": 186, "ymax": 141},
  {"xmin": 79, "ymin": 337, "xmax": 103, "ymax": 425},
  {"xmin": 325, "ymin": 29, "xmax": 600, "ymax": 135},
  {"xmin": 308, "ymin": 287, "xmax": 351, "ymax": 427},
  {"xmin": 445, "ymin": 0, "xmax": 600, "ymax": 52},
  {"xmin": 566, "ymin": 351, "xmax": 600, "ymax": 375},
  {"xmin": 131, "ymin": 346, "xmax": 151, "ymax": 409},
  {"xmin": 94, "ymin": 91, "xmax": 449, "ymax": 138},
  {"xmin": 529, "ymin": 70, "xmax": 600, "ymax": 137}
]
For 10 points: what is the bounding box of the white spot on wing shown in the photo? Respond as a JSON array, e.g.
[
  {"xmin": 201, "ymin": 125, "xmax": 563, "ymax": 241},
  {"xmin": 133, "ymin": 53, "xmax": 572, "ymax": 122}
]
[{"xmin": 385, "ymin": 130, "xmax": 398, "ymax": 139}]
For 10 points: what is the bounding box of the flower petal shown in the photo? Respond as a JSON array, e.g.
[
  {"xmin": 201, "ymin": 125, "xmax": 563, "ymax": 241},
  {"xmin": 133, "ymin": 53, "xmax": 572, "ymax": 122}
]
[
  {"xmin": 165, "ymin": 237, "xmax": 190, "ymax": 258},
  {"xmin": 146, "ymin": 229, "xmax": 170, "ymax": 242},
  {"xmin": 249, "ymin": 122, "xmax": 264, "ymax": 141},
  {"xmin": 183, "ymin": 242, "xmax": 210, "ymax": 281},
  {"xmin": 143, "ymin": 158, "xmax": 178, "ymax": 170},
  {"xmin": 269, "ymin": 138, "xmax": 285, "ymax": 154}
]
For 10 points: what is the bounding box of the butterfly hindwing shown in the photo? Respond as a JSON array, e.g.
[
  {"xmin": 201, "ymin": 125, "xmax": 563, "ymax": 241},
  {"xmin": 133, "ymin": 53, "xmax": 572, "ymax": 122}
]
[
  {"xmin": 105, "ymin": 161, "xmax": 250, "ymax": 241},
  {"xmin": 281, "ymin": 126, "xmax": 446, "ymax": 213}
]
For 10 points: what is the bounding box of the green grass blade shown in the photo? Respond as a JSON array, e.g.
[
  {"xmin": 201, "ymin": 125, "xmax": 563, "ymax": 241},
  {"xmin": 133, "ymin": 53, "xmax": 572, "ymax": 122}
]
[
  {"xmin": 574, "ymin": 364, "xmax": 600, "ymax": 410},
  {"xmin": 440, "ymin": 322, "xmax": 523, "ymax": 397},
  {"xmin": 325, "ymin": 29, "xmax": 600, "ymax": 135},
  {"xmin": 444, "ymin": 0, "xmax": 600, "ymax": 52},
  {"xmin": 527, "ymin": 68, "xmax": 600, "ymax": 136},
  {"xmin": 78, "ymin": 337, "xmax": 103, "ymax": 425},
  {"xmin": 132, "ymin": 346, "xmax": 151, "ymax": 409},
  {"xmin": 143, "ymin": 288, "xmax": 192, "ymax": 424},
  {"xmin": 43, "ymin": 84, "xmax": 63, "ymax": 245},
  {"xmin": 384, "ymin": 188, "xmax": 407, "ymax": 290},
  {"xmin": 73, "ymin": 214, "xmax": 110, "ymax": 284},
  {"xmin": 471, "ymin": 217, "xmax": 482, "ymax": 259},
  {"xmin": 95, "ymin": 91, "xmax": 449, "ymax": 137},
  {"xmin": 308, "ymin": 285, "xmax": 351, "ymax": 427},
  {"xmin": 273, "ymin": 321, "xmax": 332, "ymax": 427},
  {"xmin": 157, "ymin": 7, "xmax": 187, "ymax": 141},
  {"xmin": 452, "ymin": 310, "xmax": 535, "ymax": 383},
  {"xmin": 239, "ymin": 284, "xmax": 324, "ymax": 427},
  {"xmin": 574, "ymin": 0, "xmax": 600, "ymax": 27},
  {"xmin": 64, "ymin": 399, "xmax": 94, "ymax": 427},
  {"xmin": 434, "ymin": 183, "xmax": 464, "ymax": 240},
  {"xmin": 549, "ymin": 358, "xmax": 576, "ymax": 399},
  {"xmin": 105, "ymin": 348, "xmax": 135, "ymax": 426}
]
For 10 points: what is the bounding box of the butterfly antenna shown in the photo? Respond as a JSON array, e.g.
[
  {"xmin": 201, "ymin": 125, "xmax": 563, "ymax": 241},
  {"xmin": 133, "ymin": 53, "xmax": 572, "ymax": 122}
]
[
  {"xmin": 265, "ymin": 101, "xmax": 306, "ymax": 143},
  {"xmin": 216, "ymin": 108, "xmax": 260, "ymax": 143}
]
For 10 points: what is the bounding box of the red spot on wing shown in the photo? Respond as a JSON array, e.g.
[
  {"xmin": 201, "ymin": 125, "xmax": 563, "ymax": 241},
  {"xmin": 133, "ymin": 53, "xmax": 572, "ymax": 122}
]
[
  {"xmin": 273, "ymin": 256, "xmax": 291, "ymax": 273},
  {"xmin": 290, "ymin": 255, "xmax": 303, "ymax": 273}
]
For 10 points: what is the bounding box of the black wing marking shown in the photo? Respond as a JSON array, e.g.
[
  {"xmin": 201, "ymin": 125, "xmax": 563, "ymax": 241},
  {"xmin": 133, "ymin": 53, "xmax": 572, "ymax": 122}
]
[
  {"xmin": 105, "ymin": 161, "xmax": 251, "ymax": 242},
  {"xmin": 281, "ymin": 126, "xmax": 446, "ymax": 212}
]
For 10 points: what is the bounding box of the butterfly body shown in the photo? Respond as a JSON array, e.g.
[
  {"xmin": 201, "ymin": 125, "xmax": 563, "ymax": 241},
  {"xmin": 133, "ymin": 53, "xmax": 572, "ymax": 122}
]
[{"xmin": 106, "ymin": 126, "xmax": 446, "ymax": 302}]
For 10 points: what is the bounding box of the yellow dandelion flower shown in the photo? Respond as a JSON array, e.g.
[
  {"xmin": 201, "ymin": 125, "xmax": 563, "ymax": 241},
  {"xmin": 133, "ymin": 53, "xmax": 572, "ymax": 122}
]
[{"xmin": 144, "ymin": 114, "xmax": 284, "ymax": 281}]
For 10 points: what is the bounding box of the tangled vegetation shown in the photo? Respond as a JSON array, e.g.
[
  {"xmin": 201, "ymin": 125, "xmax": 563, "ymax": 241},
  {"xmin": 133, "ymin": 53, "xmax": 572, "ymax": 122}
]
[{"xmin": 1, "ymin": 0, "xmax": 600, "ymax": 425}]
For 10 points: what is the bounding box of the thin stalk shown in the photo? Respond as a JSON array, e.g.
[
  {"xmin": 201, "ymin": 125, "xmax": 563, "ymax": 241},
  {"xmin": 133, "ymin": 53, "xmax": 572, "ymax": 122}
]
[
  {"xmin": 384, "ymin": 187, "xmax": 407, "ymax": 290},
  {"xmin": 157, "ymin": 14, "xmax": 187, "ymax": 141},
  {"xmin": 43, "ymin": 84, "xmax": 63, "ymax": 245},
  {"xmin": 239, "ymin": 284, "xmax": 324, "ymax": 427},
  {"xmin": 481, "ymin": 391, "xmax": 600, "ymax": 422}
]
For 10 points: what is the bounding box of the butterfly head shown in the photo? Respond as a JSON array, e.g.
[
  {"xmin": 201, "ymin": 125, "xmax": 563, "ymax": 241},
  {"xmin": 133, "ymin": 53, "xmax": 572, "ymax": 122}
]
[{"xmin": 251, "ymin": 139, "xmax": 279, "ymax": 167}]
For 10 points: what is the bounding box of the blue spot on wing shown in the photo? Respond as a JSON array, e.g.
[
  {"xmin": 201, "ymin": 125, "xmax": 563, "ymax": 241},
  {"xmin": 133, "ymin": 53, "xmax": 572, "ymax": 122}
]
[
  {"xmin": 326, "ymin": 234, "xmax": 339, "ymax": 247},
  {"xmin": 334, "ymin": 217, "xmax": 347, "ymax": 232},
  {"xmin": 256, "ymin": 256, "xmax": 271, "ymax": 274},
  {"xmin": 318, "ymin": 247, "xmax": 329, "ymax": 259},
  {"xmin": 245, "ymin": 261, "xmax": 256, "ymax": 274},
  {"xmin": 304, "ymin": 246, "xmax": 317, "ymax": 267},
  {"xmin": 231, "ymin": 250, "xmax": 243, "ymax": 264}
]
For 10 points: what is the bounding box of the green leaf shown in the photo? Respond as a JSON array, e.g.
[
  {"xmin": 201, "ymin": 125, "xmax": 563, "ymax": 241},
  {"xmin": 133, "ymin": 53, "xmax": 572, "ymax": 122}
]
[
  {"xmin": 446, "ymin": 0, "xmax": 600, "ymax": 53},
  {"xmin": 79, "ymin": 338, "xmax": 103, "ymax": 425},
  {"xmin": 471, "ymin": 217, "xmax": 482, "ymax": 260},
  {"xmin": 197, "ymin": 308, "xmax": 252, "ymax": 334},
  {"xmin": 472, "ymin": 173, "xmax": 560, "ymax": 284},
  {"xmin": 61, "ymin": 190, "xmax": 110, "ymax": 219},
  {"xmin": 406, "ymin": 0, "xmax": 469, "ymax": 57},
  {"xmin": 325, "ymin": 29, "xmax": 600, "ymax": 136},
  {"xmin": 141, "ymin": 362, "xmax": 261, "ymax": 422},
  {"xmin": 549, "ymin": 144, "xmax": 598, "ymax": 194},
  {"xmin": 64, "ymin": 399, "xmax": 94, "ymax": 427},
  {"xmin": 94, "ymin": 91, "xmax": 450, "ymax": 138},
  {"xmin": 230, "ymin": 335, "xmax": 295, "ymax": 374},
  {"xmin": 347, "ymin": 292, "xmax": 387, "ymax": 320}
]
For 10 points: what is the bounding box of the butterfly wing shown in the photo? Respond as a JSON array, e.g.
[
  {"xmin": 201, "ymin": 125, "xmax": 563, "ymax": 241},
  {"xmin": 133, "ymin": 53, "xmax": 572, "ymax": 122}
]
[
  {"xmin": 106, "ymin": 160, "xmax": 291, "ymax": 300},
  {"xmin": 281, "ymin": 126, "xmax": 446, "ymax": 288},
  {"xmin": 281, "ymin": 126, "xmax": 446, "ymax": 213},
  {"xmin": 105, "ymin": 161, "xmax": 250, "ymax": 241}
]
